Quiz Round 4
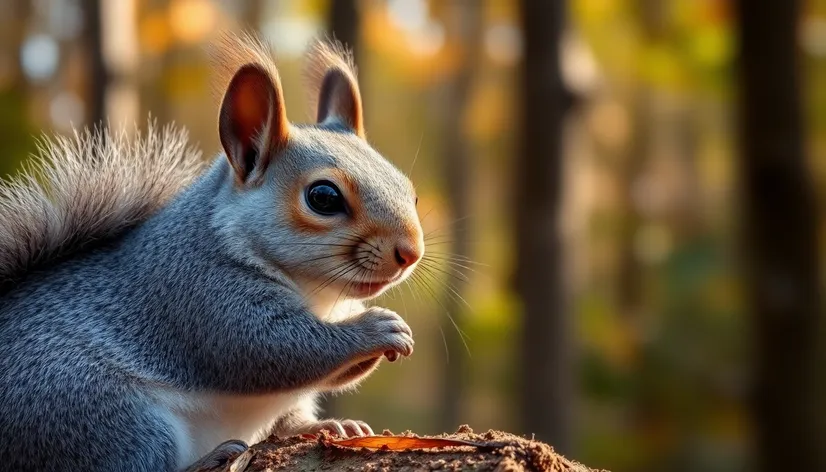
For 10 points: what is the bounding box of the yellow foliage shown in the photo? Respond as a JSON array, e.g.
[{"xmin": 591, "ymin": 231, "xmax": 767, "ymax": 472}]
[
  {"xmin": 139, "ymin": 11, "xmax": 171, "ymax": 56},
  {"xmin": 689, "ymin": 25, "xmax": 733, "ymax": 69},
  {"xmin": 294, "ymin": 0, "xmax": 328, "ymax": 17},
  {"xmin": 168, "ymin": 0, "xmax": 216, "ymax": 44},
  {"xmin": 362, "ymin": 5, "xmax": 459, "ymax": 86},
  {"xmin": 573, "ymin": 0, "xmax": 621, "ymax": 24},
  {"xmin": 163, "ymin": 62, "xmax": 210, "ymax": 98},
  {"xmin": 465, "ymin": 79, "xmax": 509, "ymax": 140},
  {"xmin": 640, "ymin": 44, "xmax": 687, "ymax": 88}
]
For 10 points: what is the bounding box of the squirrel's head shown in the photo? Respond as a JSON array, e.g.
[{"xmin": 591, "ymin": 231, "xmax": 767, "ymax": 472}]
[{"xmin": 212, "ymin": 35, "xmax": 423, "ymax": 301}]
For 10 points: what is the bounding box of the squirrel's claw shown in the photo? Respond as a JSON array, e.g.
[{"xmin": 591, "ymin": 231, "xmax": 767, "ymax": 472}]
[{"xmin": 305, "ymin": 419, "xmax": 374, "ymax": 438}]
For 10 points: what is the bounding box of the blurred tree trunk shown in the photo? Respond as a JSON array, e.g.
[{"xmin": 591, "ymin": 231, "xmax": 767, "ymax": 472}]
[
  {"xmin": 321, "ymin": 0, "xmax": 360, "ymax": 419},
  {"xmin": 242, "ymin": 0, "xmax": 263, "ymax": 29},
  {"xmin": 83, "ymin": 0, "xmax": 107, "ymax": 126},
  {"xmin": 436, "ymin": 0, "xmax": 482, "ymax": 433},
  {"xmin": 735, "ymin": 1, "xmax": 823, "ymax": 471},
  {"xmin": 516, "ymin": 0, "xmax": 571, "ymax": 451},
  {"xmin": 99, "ymin": 0, "xmax": 139, "ymax": 133},
  {"xmin": 0, "ymin": 0, "xmax": 34, "ymax": 176},
  {"xmin": 141, "ymin": 0, "xmax": 170, "ymax": 123},
  {"xmin": 2, "ymin": 0, "xmax": 29, "ymax": 87},
  {"xmin": 328, "ymin": 0, "xmax": 360, "ymax": 61}
]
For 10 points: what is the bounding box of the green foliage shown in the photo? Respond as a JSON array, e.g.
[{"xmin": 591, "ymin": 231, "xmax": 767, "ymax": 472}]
[{"xmin": 0, "ymin": 89, "xmax": 36, "ymax": 178}]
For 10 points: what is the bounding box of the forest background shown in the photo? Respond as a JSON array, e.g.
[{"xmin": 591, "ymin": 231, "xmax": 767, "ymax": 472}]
[{"xmin": 0, "ymin": 1, "xmax": 824, "ymax": 471}]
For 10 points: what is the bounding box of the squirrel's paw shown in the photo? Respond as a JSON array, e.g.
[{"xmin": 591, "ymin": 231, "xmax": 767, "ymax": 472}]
[
  {"xmin": 350, "ymin": 307, "xmax": 414, "ymax": 361},
  {"xmin": 304, "ymin": 418, "xmax": 374, "ymax": 437}
]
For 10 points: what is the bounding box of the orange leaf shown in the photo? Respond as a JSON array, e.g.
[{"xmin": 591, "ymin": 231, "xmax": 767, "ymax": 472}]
[{"xmin": 324, "ymin": 435, "xmax": 505, "ymax": 451}]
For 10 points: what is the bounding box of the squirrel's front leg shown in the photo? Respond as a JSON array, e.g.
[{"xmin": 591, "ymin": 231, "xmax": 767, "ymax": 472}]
[
  {"xmin": 323, "ymin": 306, "xmax": 414, "ymax": 388},
  {"xmin": 265, "ymin": 305, "xmax": 412, "ymax": 438},
  {"xmin": 210, "ymin": 292, "xmax": 414, "ymax": 393}
]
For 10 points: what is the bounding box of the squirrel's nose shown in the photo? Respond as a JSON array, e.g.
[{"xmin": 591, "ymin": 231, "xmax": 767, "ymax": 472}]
[{"xmin": 393, "ymin": 244, "xmax": 422, "ymax": 269}]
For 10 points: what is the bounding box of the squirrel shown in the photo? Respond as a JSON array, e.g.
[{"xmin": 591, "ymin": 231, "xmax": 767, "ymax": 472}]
[{"xmin": 0, "ymin": 33, "xmax": 423, "ymax": 472}]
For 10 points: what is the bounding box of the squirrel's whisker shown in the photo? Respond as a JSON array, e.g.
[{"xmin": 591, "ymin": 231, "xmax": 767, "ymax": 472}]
[
  {"xmin": 417, "ymin": 260, "xmax": 470, "ymax": 282},
  {"xmin": 416, "ymin": 264, "xmax": 473, "ymax": 313},
  {"xmin": 341, "ymin": 232, "xmax": 381, "ymax": 252},
  {"xmin": 309, "ymin": 257, "xmax": 370, "ymax": 297},
  {"xmin": 308, "ymin": 259, "xmax": 360, "ymax": 295},
  {"xmin": 276, "ymin": 242, "xmax": 355, "ymax": 248},
  {"xmin": 423, "ymin": 253, "xmax": 486, "ymax": 268},
  {"xmin": 290, "ymin": 256, "xmax": 354, "ymax": 277},
  {"xmin": 421, "ymin": 215, "xmax": 474, "ymax": 239},
  {"xmin": 418, "ymin": 206, "xmax": 435, "ymax": 225},
  {"xmin": 420, "ymin": 260, "xmax": 481, "ymax": 278},
  {"xmin": 309, "ymin": 261, "xmax": 361, "ymax": 296},
  {"xmin": 288, "ymin": 252, "xmax": 349, "ymax": 268},
  {"xmin": 406, "ymin": 131, "xmax": 424, "ymax": 177},
  {"xmin": 423, "ymin": 229, "xmax": 474, "ymax": 242},
  {"xmin": 408, "ymin": 271, "xmax": 471, "ymax": 356},
  {"xmin": 328, "ymin": 266, "xmax": 362, "ymax": 319}
]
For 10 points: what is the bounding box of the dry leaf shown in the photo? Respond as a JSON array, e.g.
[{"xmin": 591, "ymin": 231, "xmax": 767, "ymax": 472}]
[{"xmin": 323, "ymin": 435, "xmax": 506, "ymax": 451}]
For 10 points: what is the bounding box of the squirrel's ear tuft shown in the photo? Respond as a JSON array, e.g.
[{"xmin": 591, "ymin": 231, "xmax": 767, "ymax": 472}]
[
  {"xmin": 304, "ymin": 40, "xmax": 364, "ymax": 138},
  {"xmin": 219, "ymin": 63, "xmax": 289, "ymax": 185}
]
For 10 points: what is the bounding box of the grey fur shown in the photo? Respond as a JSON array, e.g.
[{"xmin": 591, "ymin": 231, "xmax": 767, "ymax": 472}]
[{"xmin": 0, "ymin": 37, "xmax": 423, "ymax": 472}]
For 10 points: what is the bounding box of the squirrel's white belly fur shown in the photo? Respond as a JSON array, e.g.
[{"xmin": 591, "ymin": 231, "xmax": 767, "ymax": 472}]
[
  {"xmin": 160, "ymin": 295, "xmax": 363, "ymax": 467},
  {"xmin": 164, "ymin": 390, "xmax": 307, "ymax": 465}
]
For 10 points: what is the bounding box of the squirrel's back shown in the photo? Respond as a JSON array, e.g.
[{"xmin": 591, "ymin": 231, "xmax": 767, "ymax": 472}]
[{"xmin": 0, "ymin": 123, "xmax": 204, "ymax": 294}]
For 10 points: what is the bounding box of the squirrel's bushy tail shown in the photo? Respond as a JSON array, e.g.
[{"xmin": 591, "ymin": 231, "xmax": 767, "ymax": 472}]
[{"xmin": 0, "ymin": 121, "xmax": 204, "ymax": 293}]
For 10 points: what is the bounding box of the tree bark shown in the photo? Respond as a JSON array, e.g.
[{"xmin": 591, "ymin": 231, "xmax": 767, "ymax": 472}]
[
  {"xmin": 83, "ymin": 0, "xmax": 107, "ymax": 127},
  {"xmin": 516, "ymin": 0, "xmax": 572, "ymax": 452},
  {"xmin": 98, "ymin": 0, "xmax": 139, "ymax": 134},
  {"xmin": 0, "ymin": 0, "xmax": 33, "ymax": 176},
  {"xmin": 328, "ymin": 0, "xmax": 360, "ymax": 61},
  {"xmin": 735, "ymin": 1, "xmax": 823, "ymax": 470},
  {"xmin": 242, "ymin": 0, "xmax": 263, "ymax": 29}
]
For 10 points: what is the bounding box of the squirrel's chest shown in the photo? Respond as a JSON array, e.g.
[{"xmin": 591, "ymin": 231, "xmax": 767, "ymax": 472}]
[{"xmin": 305, "ymin": 293, "xmax": 365, "ymax": 323}]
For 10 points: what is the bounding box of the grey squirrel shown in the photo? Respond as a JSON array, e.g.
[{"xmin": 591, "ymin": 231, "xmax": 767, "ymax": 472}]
[{"xmin": 0, "ymin": 34, "xmax": 423, "ymax": 471}]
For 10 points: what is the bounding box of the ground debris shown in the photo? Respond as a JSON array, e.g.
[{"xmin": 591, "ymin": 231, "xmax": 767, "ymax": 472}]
[{"xmin": 212, "ymin": 426, "xmax": 607, "ymax": 471}]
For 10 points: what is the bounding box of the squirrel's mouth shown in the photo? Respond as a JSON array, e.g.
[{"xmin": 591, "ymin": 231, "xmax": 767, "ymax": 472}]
[{"xmin": 350, "ymin": 278, "xmax": 396, "ymax": 298}]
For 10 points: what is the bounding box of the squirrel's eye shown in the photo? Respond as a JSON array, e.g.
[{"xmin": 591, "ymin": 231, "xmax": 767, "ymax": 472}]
[{"xmin": 306, "ymin": 181, "xmax": 346, "ymax": 215}]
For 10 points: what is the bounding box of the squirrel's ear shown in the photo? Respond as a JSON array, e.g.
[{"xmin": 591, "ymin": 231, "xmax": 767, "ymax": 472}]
[
  {"xmin": 219, "ymin": 63, "xmax": 289, "ymax": 185},
  {"xmin": 316, "ymin": 67, "xmax": 364, "ymax": 138}
]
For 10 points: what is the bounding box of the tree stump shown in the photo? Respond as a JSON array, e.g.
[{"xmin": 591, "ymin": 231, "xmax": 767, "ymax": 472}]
[{"xmin": 208, "ymin": 426, "xmax": 606, "ymax": 472}]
